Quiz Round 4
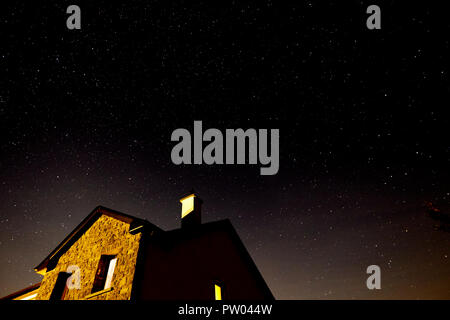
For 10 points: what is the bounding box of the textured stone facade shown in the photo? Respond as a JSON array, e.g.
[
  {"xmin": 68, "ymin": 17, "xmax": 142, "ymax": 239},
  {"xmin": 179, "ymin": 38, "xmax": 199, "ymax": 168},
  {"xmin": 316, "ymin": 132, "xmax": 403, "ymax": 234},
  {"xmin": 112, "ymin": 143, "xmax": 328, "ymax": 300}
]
[{"xmin": 36, "ymin": 215, "xmax": 141, "ymax": 300}]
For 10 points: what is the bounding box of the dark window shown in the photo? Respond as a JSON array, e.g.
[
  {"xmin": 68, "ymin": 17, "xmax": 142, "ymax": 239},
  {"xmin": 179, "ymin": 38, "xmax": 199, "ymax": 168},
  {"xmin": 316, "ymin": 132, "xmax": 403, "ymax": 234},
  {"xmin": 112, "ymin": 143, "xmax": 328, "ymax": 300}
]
[
  {"xmin": 50, "ymin": 272, "xmax": 70, "ymax": 300},
  {"xmin": 92, "ymin": 255, "xmax": 116, "ymax": 293}
]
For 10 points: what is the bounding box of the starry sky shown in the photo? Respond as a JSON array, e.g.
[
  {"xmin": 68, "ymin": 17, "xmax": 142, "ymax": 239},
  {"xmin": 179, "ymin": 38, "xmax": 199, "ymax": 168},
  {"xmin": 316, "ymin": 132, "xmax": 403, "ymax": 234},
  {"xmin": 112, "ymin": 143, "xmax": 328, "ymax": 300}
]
[{"xmin": 0, "ymin": 1, "xmax": 449, "ymax": 299}]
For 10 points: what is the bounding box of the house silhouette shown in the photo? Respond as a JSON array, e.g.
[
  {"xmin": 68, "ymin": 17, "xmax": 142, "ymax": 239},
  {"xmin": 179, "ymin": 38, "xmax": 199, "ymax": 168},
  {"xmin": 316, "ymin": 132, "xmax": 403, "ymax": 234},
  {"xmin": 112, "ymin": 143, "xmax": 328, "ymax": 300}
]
[{"xmin": 2, "ymin": 193, "xmax": 274, "ymax": 300}]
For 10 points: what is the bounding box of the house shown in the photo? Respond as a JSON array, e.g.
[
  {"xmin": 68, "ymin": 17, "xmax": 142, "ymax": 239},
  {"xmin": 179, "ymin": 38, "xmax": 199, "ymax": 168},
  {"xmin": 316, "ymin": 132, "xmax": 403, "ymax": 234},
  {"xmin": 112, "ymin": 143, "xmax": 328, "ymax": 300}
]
[{"xmin": 1, "ymin": 193, "xmax": 274, "ymax": 300}]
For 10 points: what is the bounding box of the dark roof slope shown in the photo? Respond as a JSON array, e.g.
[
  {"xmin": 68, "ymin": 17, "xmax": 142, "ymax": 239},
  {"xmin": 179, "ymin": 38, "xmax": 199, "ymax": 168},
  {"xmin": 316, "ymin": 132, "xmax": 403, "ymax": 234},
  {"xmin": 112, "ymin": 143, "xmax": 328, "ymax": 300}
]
[{"xmin": 148, "ymin": 219, "xmax": 274, "ymax": 300}]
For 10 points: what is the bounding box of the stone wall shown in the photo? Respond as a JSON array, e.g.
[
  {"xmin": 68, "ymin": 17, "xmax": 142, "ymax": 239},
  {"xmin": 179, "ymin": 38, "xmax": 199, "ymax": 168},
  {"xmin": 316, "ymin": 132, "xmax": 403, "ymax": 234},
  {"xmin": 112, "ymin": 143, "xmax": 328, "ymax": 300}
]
[{"xmin": 36, "ymin": 215, "xmax": 141, "ymax": 300}]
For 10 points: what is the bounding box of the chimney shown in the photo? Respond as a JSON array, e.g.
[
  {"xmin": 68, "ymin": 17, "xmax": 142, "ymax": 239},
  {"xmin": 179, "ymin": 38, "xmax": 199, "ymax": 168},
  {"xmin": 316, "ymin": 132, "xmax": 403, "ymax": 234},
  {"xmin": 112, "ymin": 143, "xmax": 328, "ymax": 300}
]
[{"xmin": 180, "ymin": 192, "xmax": 202, "ymax": 228}]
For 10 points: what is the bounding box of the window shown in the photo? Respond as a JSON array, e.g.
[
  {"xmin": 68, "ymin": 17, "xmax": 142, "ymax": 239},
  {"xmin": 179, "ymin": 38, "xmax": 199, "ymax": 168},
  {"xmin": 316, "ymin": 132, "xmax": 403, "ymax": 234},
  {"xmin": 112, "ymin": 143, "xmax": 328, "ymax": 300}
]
[
  {"xmin": 50, "ymin": 272, "xmax": 71, "ymax": 300},
  {"xmin": 92, "ymin": 255, "xmax": 117, "ymax": 293},
  {"xmin": 214, "ymin": 283, "xmax": 222, "ymax": 300}
]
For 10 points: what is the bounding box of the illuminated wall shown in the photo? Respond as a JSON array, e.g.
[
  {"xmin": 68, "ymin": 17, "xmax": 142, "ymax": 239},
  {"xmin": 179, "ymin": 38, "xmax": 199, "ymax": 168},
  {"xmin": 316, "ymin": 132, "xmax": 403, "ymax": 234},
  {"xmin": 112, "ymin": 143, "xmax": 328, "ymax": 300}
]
[{"xmin": 36, "ymin": 215, "xmax": 141, "ymax": 300}]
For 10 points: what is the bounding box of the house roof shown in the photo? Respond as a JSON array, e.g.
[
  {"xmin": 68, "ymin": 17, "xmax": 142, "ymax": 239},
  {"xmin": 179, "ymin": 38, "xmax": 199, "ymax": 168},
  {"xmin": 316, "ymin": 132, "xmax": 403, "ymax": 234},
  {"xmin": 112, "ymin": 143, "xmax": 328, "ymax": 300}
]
[
  {"xmin": 148, "ymin": 219, "xmax": 274, "ymax": 299},
  {"xmin": 34, "ymin": 206, "xmax": 162, "ymax": 273}
]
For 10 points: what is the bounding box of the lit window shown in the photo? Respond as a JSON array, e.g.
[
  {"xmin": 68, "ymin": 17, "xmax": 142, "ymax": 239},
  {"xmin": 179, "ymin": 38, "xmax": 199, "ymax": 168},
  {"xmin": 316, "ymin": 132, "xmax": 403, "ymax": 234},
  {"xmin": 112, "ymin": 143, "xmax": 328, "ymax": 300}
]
[
  {"xmin": 181, "ymin": 194, "xmax": 195, "ymax": 218},
  {"xmin": 104, "ymin": 257, "xmax": 117, "ymax": 290},
  {"xmin": 92, "ymin": 255, "xmax": 117, "ymax": 293},
  {"xmin": 214, "ymin": 284, "xmax": 222, "ymax": 300}
]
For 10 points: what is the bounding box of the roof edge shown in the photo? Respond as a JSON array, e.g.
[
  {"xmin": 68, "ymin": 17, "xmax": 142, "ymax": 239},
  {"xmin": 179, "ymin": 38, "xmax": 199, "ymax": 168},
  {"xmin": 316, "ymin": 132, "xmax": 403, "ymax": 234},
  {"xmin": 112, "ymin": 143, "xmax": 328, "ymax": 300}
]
[{"xmin": 0, "ymin": 282, "xmax": 41, "ymax": 300}]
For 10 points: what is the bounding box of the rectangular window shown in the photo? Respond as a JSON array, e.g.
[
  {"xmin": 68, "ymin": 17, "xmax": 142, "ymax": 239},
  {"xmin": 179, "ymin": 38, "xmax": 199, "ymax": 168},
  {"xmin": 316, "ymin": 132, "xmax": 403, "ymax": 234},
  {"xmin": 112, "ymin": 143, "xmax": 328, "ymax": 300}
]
[
  {"xmin": 214, "ymin": 284, "xmax": 222, "ymax": 300},
  {"xmin": 104, "ymin": 257, "xmax": 117, "ymax": 290},
  {"xmin": 92, "ymin": 255, "xmax": 117, "ymax": 293},
  {"xmin": 50, "ymin": 272, "xmax": 70, "ymax": 300}
]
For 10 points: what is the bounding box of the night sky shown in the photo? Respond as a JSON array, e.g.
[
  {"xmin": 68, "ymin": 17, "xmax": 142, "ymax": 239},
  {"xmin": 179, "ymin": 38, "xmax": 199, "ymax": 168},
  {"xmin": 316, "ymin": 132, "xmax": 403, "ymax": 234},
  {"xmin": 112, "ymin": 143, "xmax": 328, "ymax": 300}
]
[{"xmin": 0, "ymin": 1, "xmax": 449, "ymax": 299}]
